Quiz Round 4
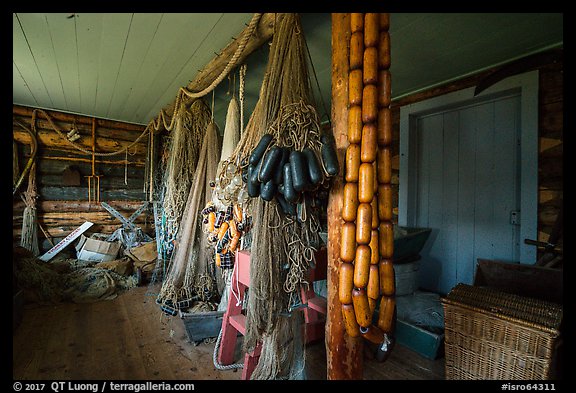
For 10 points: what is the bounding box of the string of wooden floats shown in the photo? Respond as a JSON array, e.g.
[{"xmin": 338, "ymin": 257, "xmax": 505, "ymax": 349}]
[{"xmin": 339, "ymin": 13, "xmax": 395, "ymax": 359}]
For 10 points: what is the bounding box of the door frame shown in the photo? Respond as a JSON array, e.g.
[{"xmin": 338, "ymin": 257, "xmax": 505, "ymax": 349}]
[{"xmin": 398, "ymin": 71, "xmax": 539, "ymax": 264}]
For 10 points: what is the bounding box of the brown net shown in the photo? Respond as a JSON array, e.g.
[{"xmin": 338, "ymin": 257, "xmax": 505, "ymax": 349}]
[
  {"xmin": 236, "ymin": 13, "xmax": 322, "ymax": 380},
  {"xmin": 157, "ymin": 113, "xmax": 221, "ymax": 308},
  {"xmin": 161, "ymin": 100, "xmax": 211, "ymax": 256}
]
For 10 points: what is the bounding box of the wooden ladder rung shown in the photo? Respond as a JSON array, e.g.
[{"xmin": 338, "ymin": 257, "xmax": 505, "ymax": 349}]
[
  {"xmin": 228, "ymin": 314, "xmax": 247, "ymax": 335},
  {"xmin": 306, "ymin": 296, "xmax": 327, "ymax": 314}
]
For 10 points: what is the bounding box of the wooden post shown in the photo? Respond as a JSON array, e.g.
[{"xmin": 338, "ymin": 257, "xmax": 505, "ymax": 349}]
[{"xmin": 326, "ymin": 13, "xmax": 364, "ymax": 380}]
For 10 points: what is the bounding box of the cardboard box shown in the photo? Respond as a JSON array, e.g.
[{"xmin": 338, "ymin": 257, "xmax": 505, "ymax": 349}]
[{"xmin": 75, "ymin": 234, "xmax": 121, "ymax": 262}]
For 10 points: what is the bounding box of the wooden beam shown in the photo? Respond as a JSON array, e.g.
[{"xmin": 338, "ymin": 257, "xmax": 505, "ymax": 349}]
[
  {"xmin": 13, "ymin": 127, "xmax": 147, "ymax": 157},
  {"xmin": 154, "ymin": 13, "xmax": 283, "ymax": 132},
  {"xmin": 13, "ymin": 200, "xmax": 154, "ymax": 213},
  {"xmin": 13, "ymin": 105, "xmax": 146, "ymax": 132},
  {"xmin": 38, "ymin": 155, "xmax": 145, "ymax": 167},
  {"xmin": 326, "ymin": 12, "xmax": 364, "ymax": 380}
]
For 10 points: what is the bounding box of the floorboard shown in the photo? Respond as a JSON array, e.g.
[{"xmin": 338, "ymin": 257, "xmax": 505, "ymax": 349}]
[{"xmin": 13, "ymin": 285, "xmax": 445, "ymax": 380}]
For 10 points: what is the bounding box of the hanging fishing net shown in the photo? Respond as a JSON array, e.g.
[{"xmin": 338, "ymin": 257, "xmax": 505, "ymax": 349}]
[
  {"xmin": 215, "ymin": 13, "xmax": 336, "ymax": 380},
  {"xmin": 160, "ymin": 100, "xmax": 211, "ymax": 260},
  {"xmin": 146, "ymin": 134, "xmax": 173, "ymax": 292},
  {"xmin": 156, "ymin": 113, "xmax": 222, "ymax": 313},
  {"xmin": 213, "ymin": 92, "xmax": 242, "ymax": 311}
]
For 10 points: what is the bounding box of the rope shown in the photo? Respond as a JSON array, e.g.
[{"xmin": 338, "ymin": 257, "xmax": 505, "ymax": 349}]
[
  {"xmin": 179, "ymin": 13, "xmax": 262, "ymax": 100},
  {"xmin": 303, "ymin": 35, "xmax": 330, "ymax": 125},
  {"xmin": 141, "ymin": 12, "xmax": 261, "ymax": 134},
  {"xmin": 239, "ymin": 64, "xmax": 247, "ymax": 137},
  {"xmin": 268, "ymin": 100, "xmax": 322, "ymax": 152},
  {"xmin": 212, "ymin": 327, "xmax": 244, "ymax": 371}
]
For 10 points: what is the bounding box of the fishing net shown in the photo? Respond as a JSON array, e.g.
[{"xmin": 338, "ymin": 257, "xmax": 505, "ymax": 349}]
[
  {"xmin": 212, "ymin": 93, "xmax": 242, "ymax": 311},
  {"xmin": 147, "ymin": 134, "xmax": 173, "ymax": 290},
  {"xmin": 230, "ymin": 13, "xmax": 323, "ymax": 380},
  {"xmin": 62, "ymin": 267, "xmax": 138, "ymax": 303},
  {"xmin": 220, "ymin": 96, "xmax": 241, "ymax": 164},
  {"xmin": 157, "ymin": 116, "xmax": 221, "ymax": 310},
  {"xmin": 161, "ymin": 100, "xmax": 211, "ymax": 260},
  {"xmin": 250, "ymin": 312, "xmax": 306, "ymax": 380},
  {"xmin": 13, "ymin": 247, "xmax": 138, "ymax": 305}
]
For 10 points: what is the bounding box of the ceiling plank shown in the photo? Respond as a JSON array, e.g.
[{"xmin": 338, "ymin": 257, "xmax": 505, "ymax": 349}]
[
  {"xmin": 133, "ymin": 13, "xmax": 224, "ymax": 123},
  {"xmin": 107, "ymin": 13, "xmax": 164, "ymax": 121},
  {"xmin": 389, "ymin": 13, "xmax": 563, "ymax": 98},
  {"xmin": 116, "ymin": 13, "xmax": 168, "ymax": 122},
  {"xmin": 123, "ymin": 13, "xmax": 217, "ymax": 123},
  {"xmin": 75, "ymin": 13, "xmax": 106, "ymax": 117},
  {"xmin": 13, "ymin": 62, "xmax": 35, "ymax": 106},
  {"xmin": 43, "ymin": 13, "xmax": 82, "ymax": 115},
  {"xmin": 144, "ymin": 13, "xmax": 254, "ymax": 123},
  {"xmin": 92, "ymin": 13, "xmax": 133, "ymax": 119},
  {"xmin": 13, "ymin": 13, "xmax": 53, "ymax": 109},
  {"xmin": 17, "ymin": 13, "xmax": 68, "ymax": 111}
]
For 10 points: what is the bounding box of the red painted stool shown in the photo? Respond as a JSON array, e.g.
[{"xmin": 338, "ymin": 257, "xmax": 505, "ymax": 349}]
[
  {"xmin": 217, "ymin": 248, "xmax": 327, "ymax": 380},
  {"xmin": 301, "ymin": 248, "xmax": 327, "ymax": 344}
]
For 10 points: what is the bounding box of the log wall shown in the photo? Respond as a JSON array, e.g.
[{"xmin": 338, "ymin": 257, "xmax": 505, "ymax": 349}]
[
  {"xmin": 537, "ymin": 61, "xmax": 563, "ymax": 246},
  {"xmin": 389, "ymin": 49, "xmax": 563, "ymax": 252},
  {"xmin": 13, "ymin": 105, "xmax": 154, "ymax": 252}
]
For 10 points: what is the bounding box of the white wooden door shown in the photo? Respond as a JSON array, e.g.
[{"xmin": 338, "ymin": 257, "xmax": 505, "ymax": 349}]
[
  {"xmin": 399, "ymin": 72, "xmax": 539, "ymax": 295},
  {"xmin": 412, "ymin": 94, "xmax": 521, "ymax": 294}
]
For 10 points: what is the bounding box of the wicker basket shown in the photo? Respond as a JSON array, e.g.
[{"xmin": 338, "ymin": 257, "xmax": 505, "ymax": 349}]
[{"xmin": 442, "ymin": 283, "xmax": 562, "ymax": 380}]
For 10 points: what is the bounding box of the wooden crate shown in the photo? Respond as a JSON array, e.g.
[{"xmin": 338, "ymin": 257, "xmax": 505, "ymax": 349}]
[
  {"xmin": 395, "ymin": 319, "xmax": 444, "ymax": 360},
  {"xmin": 442, "ymin": 283, "xmax": 562, "ymax": 380}
]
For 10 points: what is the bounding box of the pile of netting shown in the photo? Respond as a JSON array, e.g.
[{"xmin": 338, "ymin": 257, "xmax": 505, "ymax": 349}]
[{"xmin": 13, "ymin": 247, "xmax": 138, "ymax": 305}]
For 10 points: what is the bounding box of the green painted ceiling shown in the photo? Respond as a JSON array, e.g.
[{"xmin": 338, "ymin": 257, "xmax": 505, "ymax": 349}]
[{"xmin": 13, "ymin": 13, "xmax": 563, "ymax": 131}]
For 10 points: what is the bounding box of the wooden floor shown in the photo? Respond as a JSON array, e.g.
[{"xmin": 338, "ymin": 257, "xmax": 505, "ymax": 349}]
[{"xmin": 13, "ymin": 285, "xmax": 445, "ymax": 380}]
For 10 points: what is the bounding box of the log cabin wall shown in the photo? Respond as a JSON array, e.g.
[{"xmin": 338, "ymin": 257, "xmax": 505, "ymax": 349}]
[
  {"xmin": 389, "ymin": 48, "xmax": 563, "ymax": 254},
  {"xmin": 13, "ymin": 105, "xmax": 155, "ymax": 252}
]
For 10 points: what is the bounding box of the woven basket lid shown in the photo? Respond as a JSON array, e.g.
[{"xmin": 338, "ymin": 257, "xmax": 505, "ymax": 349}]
[{"xmin": 442, "ymin": 283, "xmax": 563, "ymax": 335}]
